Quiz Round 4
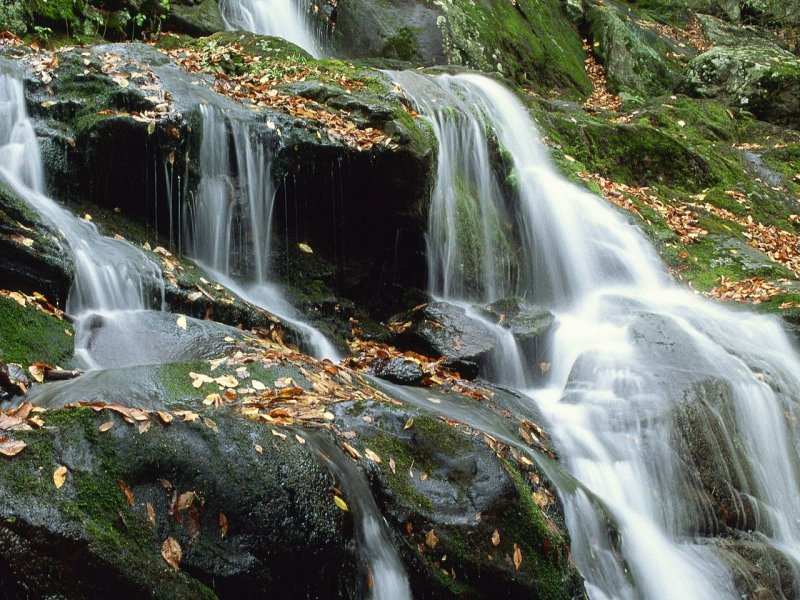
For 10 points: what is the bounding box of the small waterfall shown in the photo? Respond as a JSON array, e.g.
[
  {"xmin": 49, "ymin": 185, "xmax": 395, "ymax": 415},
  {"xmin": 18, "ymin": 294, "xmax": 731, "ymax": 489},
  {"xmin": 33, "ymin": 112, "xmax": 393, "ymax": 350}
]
[
  {"xmin": 0, "ymin": 70, "xmax": 165, "ymax": 370},
  {"xmin": 219, "ymin": 0, "xmax": 323, "ymax": 58},
  {"xmin": 186, "ymin": 105, "xmax": 338, "ymax": 359},
  {"xmin": 393, "ymin": 71, "xmax": 800, "ymax": 598},
  {"xmin": 304, "ymin": 431, "xmax": 412, "ymax": 600}
]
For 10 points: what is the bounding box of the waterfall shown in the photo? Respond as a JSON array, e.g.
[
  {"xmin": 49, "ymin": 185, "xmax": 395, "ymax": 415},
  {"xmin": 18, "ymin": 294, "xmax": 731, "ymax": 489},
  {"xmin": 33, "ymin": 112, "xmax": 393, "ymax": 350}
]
[
  {"xmin": 0, "ymin": 70, "xmax": 165, "ymax": 370},
  {"xmin": 186, "ymin": 105, "xmax": 339, "ymax": 359},
  {"xmin": 219, "ymin": 0, "xmax": 323, "ymax": 58},
  {"xmin": 393, "ymin": 71, "xmax": 800, "ymax": 598}
]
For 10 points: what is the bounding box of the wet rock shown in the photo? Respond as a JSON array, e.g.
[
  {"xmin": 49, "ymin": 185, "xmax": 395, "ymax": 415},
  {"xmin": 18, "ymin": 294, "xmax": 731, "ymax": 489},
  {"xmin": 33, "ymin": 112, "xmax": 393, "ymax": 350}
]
[
  {"xmin": 0, "ymin": 361, "xmax": 28, "ymax": 399},
  {"xmin": 478, "ymin": 297, "xmax": 555, "ymax": 356},
  {"xmin": 0, "ymin": 407, "xmax": 357, "ymax": 598},
  {"xmin": 393, "ymin": 301, "xmax": 498, "ymax": 379},
  {"xmin": 677, "ymin": 44, "xmax": 800, "ymax": 126},
  {"xmin": 165, "ymin": 0, "xmax": 226, "ymax": 37},
  {"xmin": 372, "ymin": 356, "xmax": 426, "ymax": 386}
]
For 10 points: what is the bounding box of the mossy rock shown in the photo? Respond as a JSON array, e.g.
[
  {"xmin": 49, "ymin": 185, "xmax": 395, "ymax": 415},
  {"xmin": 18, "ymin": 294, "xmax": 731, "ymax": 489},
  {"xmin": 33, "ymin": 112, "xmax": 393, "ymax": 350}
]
[
  {"xmin": 585, "ymin": 1, "xmax": 684, "ymax": 99},
  {"xmin": 677, "ymin": 44, "xmax": 800, "ymax": 126},
  {"xmin": 164, "ymin": 0, "xmax": 226, "ymax": 37},
  {"xmin": 0, "ymin": 296, "xmax": 74, "ymax": 367}
]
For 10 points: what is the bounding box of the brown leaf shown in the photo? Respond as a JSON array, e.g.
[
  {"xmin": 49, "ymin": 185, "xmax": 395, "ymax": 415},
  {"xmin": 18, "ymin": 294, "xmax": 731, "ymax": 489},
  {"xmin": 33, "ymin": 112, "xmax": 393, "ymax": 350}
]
[
  {"xmin": 0, "ymin": 436, "xmax": 26, "ymax": 457},
  {"xmin": 146, "ymin": 502, "xmax": 156, "ymax": 526},
  {"xmin": 341, "ymin": 442, "xmax": 362, "ymax": 460},
  {"xmin": 425, "ymin": 529, "xmax": 439, "ymax": 549},
  {"xmin": 513, "ymin": 543, "xmax": 522, "ymax": 570},
  {"xmin": 156, "ymin": 411, "xmax": 173, "ymax": 424},
  {"xmin": 389, "ymin": 457, "xmax": 396, "ymax": 474},
  {"xmin": 118, "ymin": 480, "xmax": 135, "ymax": 508},
  {"xmin": 161, "ymin": 537, "xmax": 182, "ymax": 570},
  {"xmin": 491, "ymin": 529, "xmax": 500, "ymax": 547},
  {"xmin": 53, "ymin": 465, "xmax": 68, "ymax": 488},
  {"xmin": 219, "ymin": 511, "xmax": 228, "ymax": 538},
  {"xmin": 98, "ymin": 420, "xmax": 114, "ymax": 432},
  {"xmin": 176, "ymin": 491, "xmax": 195, "ymax": 511},
  {"xmin": 364, "ymin": 448, "xmax": 382, "ymax": 463}
]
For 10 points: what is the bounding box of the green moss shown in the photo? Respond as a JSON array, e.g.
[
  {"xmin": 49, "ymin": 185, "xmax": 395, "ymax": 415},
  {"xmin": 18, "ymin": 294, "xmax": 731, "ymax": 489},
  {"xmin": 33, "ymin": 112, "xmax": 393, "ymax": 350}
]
[
  {"xmin": 30, "ymin": 0, "xmax": 78, "ymax": 25},
  {"xmin": 368, "ymin": 431, "xmax": 434, "ymax": 513},
  {"xmin": 0, "ymin": 296, "xmax": 73, "ymax": 366},
  {"xmin": 381, "ymin": 27, "xmax": 419, "ymax": 61}
]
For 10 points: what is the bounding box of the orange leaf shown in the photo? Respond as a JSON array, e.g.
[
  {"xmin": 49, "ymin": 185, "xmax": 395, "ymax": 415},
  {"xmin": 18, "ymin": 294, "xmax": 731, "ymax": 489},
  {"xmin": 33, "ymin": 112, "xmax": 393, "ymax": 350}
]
[
  {"xmin": 118, "ymin": 480, "xmax": 135, "ymax": 508},
  {"xmin": 161, "ymin": 537, "xmax": 182, "ymax": 570}
]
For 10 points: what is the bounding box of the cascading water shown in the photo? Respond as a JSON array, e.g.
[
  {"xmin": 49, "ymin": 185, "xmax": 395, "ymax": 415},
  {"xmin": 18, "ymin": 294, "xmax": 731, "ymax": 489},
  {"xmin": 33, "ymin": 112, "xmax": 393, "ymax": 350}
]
[
  {"xmin": 185, "ymin": 105, "xmax": 339, "ymax": 359},
  {"xmin": 393, "ymin": 70, "xmax": 800, "ymax": 598},
  {"xmin": 218, "ymin": 0, "xmax": 322, "ymax": 57},
  {"xmin": 0, "ymin": 69, "xmax": 165, "ymax": 370}
]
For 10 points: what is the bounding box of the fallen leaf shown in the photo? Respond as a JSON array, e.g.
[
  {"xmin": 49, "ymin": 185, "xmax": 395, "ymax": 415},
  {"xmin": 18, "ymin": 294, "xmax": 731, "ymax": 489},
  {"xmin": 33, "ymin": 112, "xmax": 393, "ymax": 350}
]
[
  {"xmin": 513, "ymin": 543, "xmax": 522, "ymax": 570},
  {"xmin": 298, "ymin": 242, "xmax": 313, "ymax": 254},
  {"xmin": 146, "ymin": 502, "xmax": 156, "ymax": 525},
  {"xmin": 203, "ymin": 417, "xmax": 219, "ymax": 432},
  {"xmin": 219, "ymin": 511, "xmax": 228, "ymax": 538},
  {"xmin": 118, "ymin": 480, "xmax": 135, "ymax": 508},
  {"xmin": 419, "ymin": 472, "xmax": 428, "ymax": 481},
  {"xmin": 156, "ymin": 411, "xmax": 173, "ymax": 424},
  {"xmin": 0, "ymin": 437, "xmax": 26, "ymax": 457},
  {"xmin": 254, "ymin": 444, "xmax": 264, "ymax": 454},
  {"xmin": 491, "ymin": 529, "xmax": 500, "ymax": 547},
  {"xmin": 425, "ymin": 529, "xmax": 439, "ymax": 549},
  {"xmin": 403, "ymin": 417, "xmax": 414, "ymax": 430},
  {"xmin": 161, "ymin": 537, "xmax": 182, "ymax": 570},
  {"xmin": 53, "ymin": 465, "xmax": 68, "ymax": 488},
  {"xmin": 389, "ymin": 458, "xmax": 396, "ymax": 474},
  {"xmin": 333, "ymin": 495, "xmax": 349, "ymax": 511},
  {"xmin": 177, "ymin": 491, "xmax": 195, "ymax": 511},
  {"xmin": 176, "ymin": 315, "xmax": 188, "ymax": 330},
  {"xmin": 214, "ymin": 375, "xmax": 239, "ymax": 388},
  {"xmin": 341, "ymin": 442, "xmax": 362, "ymax": 460},
  {"xmin": 99, "ymin": 420, "xmax": 114, "ymax": 432},
  {"xmin": 364, "ymin": 448, "xmax": 382, "ymax": 463}
]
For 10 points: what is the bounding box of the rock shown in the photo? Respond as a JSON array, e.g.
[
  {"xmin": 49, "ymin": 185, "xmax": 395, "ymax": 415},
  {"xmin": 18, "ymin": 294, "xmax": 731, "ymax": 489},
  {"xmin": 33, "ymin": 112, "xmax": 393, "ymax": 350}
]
[
  {"xmin": 677, "ymin": 44, "xmax": 800, "ymax": 126},
  {"xmin": 696, "ymin": 13, "xmax": 787, "ymax": 49},
  {"xmin": 393, "ymin": 301, "xmax": 498, "ymax": 378},
  {"xmin": 478, "ymin": 297, "xmax": 555, "ymax": 352},
  {"xmin": 0, "ymin": 295, "xmax": 74, "ymax": 371},
  {"xmin": 332, "ymin": 0, "xmax": 592, "ymax": 96},
  {"xmin": 585, "ymin": 2, "xmax": 682, "ymax": 100},
  {"xmin": 372, "ymin": 356, "xmax": 426, "ymax": 386},
  {"xmin": 165, "ymin": 0, "xmax": 226, "ymax": 37},
  {"xmin": 0, "ymin": 361, "xmax": 29, "ymax": 399},
  {"xmin": 0, "ymin": 407, "xmax": 356, "ymax": 598}
]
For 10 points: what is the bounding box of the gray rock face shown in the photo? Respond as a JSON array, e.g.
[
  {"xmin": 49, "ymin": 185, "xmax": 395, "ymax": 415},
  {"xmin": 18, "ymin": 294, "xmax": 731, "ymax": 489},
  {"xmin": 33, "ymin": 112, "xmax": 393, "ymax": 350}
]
[
  {"xmin": 678, "ymin": 44, "xmax": 800, "ymax": 125},
  {"xmin": 394, "ymin": 301, "xmax": 498, "ymax": 378},
  {"xmin": 166, "ymin": 0, "xmax": 226, "ymax": 36},
  {"xmin": 479, "ymin": 297, "xmax": 555, "ymax": 347},
  {"xmin": 372, "ymin": 356, "xmax": 426, "ymax": 386}
]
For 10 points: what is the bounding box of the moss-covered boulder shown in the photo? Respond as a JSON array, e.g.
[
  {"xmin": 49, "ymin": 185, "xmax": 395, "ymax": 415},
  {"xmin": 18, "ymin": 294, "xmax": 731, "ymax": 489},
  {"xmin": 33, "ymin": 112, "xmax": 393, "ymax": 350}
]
[
  {"xmin": 677, "ymin": 44, "xmax": 800, "ymax": 126},
  {"xmin": 165, "ymin": 0, "xmax": 226, "ymax": 37},
  {"xmin": 584, "ymin": 1, "xmax": 683, "ymax": 100},
  {"xmin": 0, "ymin": 295, "xmax": 73, "ymax": 368},
  {"xmin": 332, "ymin": 0, "xmax": 592, "ymax": 96}
]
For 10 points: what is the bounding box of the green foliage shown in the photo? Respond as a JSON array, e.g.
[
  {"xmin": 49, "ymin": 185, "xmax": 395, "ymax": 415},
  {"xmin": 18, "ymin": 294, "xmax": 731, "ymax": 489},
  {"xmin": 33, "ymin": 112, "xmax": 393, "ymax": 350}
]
[{"xmin": 0, "ymin": 296, "xmax": 73, "ymax": 367}]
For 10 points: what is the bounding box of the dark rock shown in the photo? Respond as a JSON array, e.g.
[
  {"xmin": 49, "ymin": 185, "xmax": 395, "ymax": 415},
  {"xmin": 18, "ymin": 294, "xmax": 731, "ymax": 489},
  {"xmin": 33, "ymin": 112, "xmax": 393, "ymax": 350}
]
[
  {"xmin": 478, "ymin": 297, "xmax": 555, "ymax": 357},
  {"xmin": 393, "ymin": 301, "xmax": 498, "ymax": 378},
  {"xmin": 165, "ymin": 0, "xmax": 226, "ymax": 37},
  {"xmin": 372, "ymin": 356, "xmax": 426, "ymax": 386}
]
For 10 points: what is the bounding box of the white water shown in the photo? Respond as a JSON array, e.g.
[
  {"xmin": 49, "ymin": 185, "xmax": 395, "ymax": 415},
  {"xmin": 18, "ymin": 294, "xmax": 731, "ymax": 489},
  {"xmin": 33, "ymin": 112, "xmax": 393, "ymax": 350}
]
[
  {"xmin": 0, "ymin": 70, "xmax": 165, "ymax": 370},
  {"xmin": 219, "ymin": 0, "xmax": 322, "ymax": 57},
  {"xmin": 394, "ymin": 71, "xmax": 800, "ymax": 598},
  {"xmin": 305, "ymin": 431, "xmax": 412, "ymax": 600},
  {"xmin": 186, "ymin": 105, "xmax": 339, "ymax": 359}
]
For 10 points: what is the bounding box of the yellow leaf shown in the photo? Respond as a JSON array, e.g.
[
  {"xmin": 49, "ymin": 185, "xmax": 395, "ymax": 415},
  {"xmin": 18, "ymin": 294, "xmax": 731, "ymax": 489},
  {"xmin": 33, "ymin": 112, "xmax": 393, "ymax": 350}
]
[
  {"xmin": 513, "ymin": 543, "xmax": 522, "ymax": 570},
  {"xmin": 425, "ymin": 529, "xmax": 439, "ymax": 549},
  {"xmin": 0, "ymin": 437, "xmax": 26, "ymax": 457},
  {"xmin": 403, "ymin": 417, "xmax": 414, "ymax": 430},
  {"xmin": 146, "ymin": 502, "xmax": 156, "ymax": 525},
  {"xmin": 364, "ymin": 448, "xmax": 382, "ymax": 463},
  {"xmin": 161, "ymin": 537, "xmax": 182, "ymax": 570},
  {"xmin": 491, "ymin": 529, "xmax": 500, "ymax": 547},
  {"xmin": 98, "ymin": 420, "xmax": 114, "ymax": 432},
  {"xmin": 176, "ymin": 315, "xmax": 188, "ymax": 330},
  {"xmin": 298, "ymin": 242, "xmax": 313, "ymax": 254},
  {"xmin": 254, "ymin": 443, "xmax": 264, "ymax": 454},
  {"xmin": 53, "ymin": 465, "xmax": 68, "ymax": 488},
  {"xmin": 333, "ymin": 495, "xmax": 348, "ymax": 511},
  {"xmin": 389, "ymin": 458, "xmax": 396, "ymax": 474},
  {"xmin": 214, "ymin": 375, "xmax": 239, "ymax": 388},
  {"xmin": 251, "ymin": 379, "xmax": 266, "ymax": 391},
  {"xmin": 177, "ymin": 491, "xmax": 195, "ymax": 511},
  {"xmin": 156, "ymin": 411, "xmax": 173, "ymax": 424}
]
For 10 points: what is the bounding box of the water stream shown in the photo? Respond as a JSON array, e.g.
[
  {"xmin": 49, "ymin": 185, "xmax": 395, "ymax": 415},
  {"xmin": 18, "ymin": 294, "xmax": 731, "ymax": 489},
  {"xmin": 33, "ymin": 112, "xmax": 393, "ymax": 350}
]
[
  {"xmin": 0, "ymin": 69, "xmax": 166, "ymax": 370},
  {"xmin": 218, "ymin": 0, "xmax": 323, "ymax": 58},
  {"xmin": 185, "ymin": 105, "xmax": 339, "ymax": 359},
  {"xmin": 393, "ymin": 71, "xmax": 800, "ymax": 599}
]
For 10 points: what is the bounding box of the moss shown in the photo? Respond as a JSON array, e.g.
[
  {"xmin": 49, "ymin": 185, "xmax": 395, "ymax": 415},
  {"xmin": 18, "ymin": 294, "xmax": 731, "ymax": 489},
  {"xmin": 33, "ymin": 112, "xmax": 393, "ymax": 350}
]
[
  {"xmin": 381, "ymin": 27, "xmax": 419, "ymax": 62},
  {"xmin": 0, "ymin": 296, "xmax": 73, "ymax": 366},
  {"xmin": 368, "ymin": 431, "xmax": 434, "ymax": 513}
]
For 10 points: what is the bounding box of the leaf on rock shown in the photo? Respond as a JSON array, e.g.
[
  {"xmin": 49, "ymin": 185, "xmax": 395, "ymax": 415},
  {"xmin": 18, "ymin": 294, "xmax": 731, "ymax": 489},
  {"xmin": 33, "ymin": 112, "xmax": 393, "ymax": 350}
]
[
  {"xmin": 0, "ymin": 436, "xmax": 26, "ymax": 457},
  {"xmin": 214, "ymin": 375, "xmax": 239, "ymax": 388},
  {"xmin": 118, "ymin": 480, "xmax": 135, "ymax": 508},
  {"xmin": 176, "ymin": 491, "xmax": 195, "ymax": 511},
  {"xmin": 403, "ymin": 418, "xmax": 414, "ymax": 430},
  {"xmin": 341, "ymin": 442, "xmax": 362, "ymax": 460},
  {"xmin": 513, "ymin": 543, "xmax": 522, "ymax": 570},
  {"xmin": 156, "ymin": 411, "xmax": 173, "ymax": 424},
  {"xmin": 53, "ymin": 465, "xmax": 68, "ymax": 488},
  {"xmin": 425, "ymin": 529, "xmax": 439, "ymax": 549},
  {"xmin": 389, "ymin": 458, "xmax": 396, "ymax": 474},
  {"xmin": 364, "ymin": 448, "xmax": 382, "ymax": 463},
  {"xmin": 161, "ymin": 537, "xmax": 182, "ymax": 570},
  {"xmin": 491, "ymin": 529, "xmax": 500, "ymax": 547},
  {"xmin": 298, "ymin": 242, "xmax": 313, "ymax": 254},
  {"xmin": 176, "ymin": 315, "xmax": 188, "ymax": 330},
  {"xmin": 147, "ymin": 502, "xmax": 156, "ymax": 526},
  {"xmin": 98, "ymin": 420, "xmax": 114, "ymax": 432},
  {"xmin": 219, "ymin": 511, "xmax": 228, "ymax": 538},
  {"xmin": 333, "ymin": 495, "xmax": 348, "ymax": 512}
]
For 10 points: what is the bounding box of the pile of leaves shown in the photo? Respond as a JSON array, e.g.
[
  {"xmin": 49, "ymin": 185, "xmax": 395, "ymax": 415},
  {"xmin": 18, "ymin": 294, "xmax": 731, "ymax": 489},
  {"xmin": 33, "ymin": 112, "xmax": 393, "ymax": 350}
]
[
  {"xmin": 344, "ymin": 338, "xmax": 494, "ymax": 402},
  {"xmin": 581, "ymin": 39, "xmax": 622, "ymax": 112},
  {"xmin": 707, "ymin": 275, "xmax": 788, "ymax": 303},
  {"xmin": 579, "ymin": 172, "xmax": 707, "ymax": 243},
  {"xmin": 161, "ymin": 42, "xmax": 395, "ymax": 150},
  {"xmin": 0, "ymin": 289, "xmax": 66, "ymax": 321}
]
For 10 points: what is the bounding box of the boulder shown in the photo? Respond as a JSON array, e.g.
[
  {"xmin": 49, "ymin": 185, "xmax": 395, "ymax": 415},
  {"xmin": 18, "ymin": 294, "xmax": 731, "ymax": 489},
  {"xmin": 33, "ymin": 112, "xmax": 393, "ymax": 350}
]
[
  {"xmin": 165, "ymin": 0, "xmax": 226, "ymax": 37},
  {"xmin": 478, "ymin": 297, "xmax": 555, "ymax": 354},
  {"xmin": 392, "ymin": 301, "xmax": 499, "ymax": 378},
  {"xmin": 371, "ymin": 356, "xmax": 426, "ymax": 386},
  {"xmin": 585, "ymin": 2, "xmax": 682, "ymax": 100},
  {"xmin": 677, "ymin": 44, "xmax": 800, "ymax": 126}
]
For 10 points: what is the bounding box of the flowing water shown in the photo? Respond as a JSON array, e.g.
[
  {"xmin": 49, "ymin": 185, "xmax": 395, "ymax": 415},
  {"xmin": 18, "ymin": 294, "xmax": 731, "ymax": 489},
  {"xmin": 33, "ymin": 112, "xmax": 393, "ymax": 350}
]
[
  {"xmin": 304, "ymin": 431, "xmax": 412, "ymax": 600},
  {"xmin": 218, "ymin": 0, "xmax": 322, "ymax": 57},
  {"xmin": 185, "ymin": 105, "xmax": 339, "ymax": 359},
  {"xmin": 392, "ymin": 71, "xmax": 800, "ymax": 599},
  {"xmin": 0, "ymin": 69, "xmax": 165, "ymax": 370}
]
